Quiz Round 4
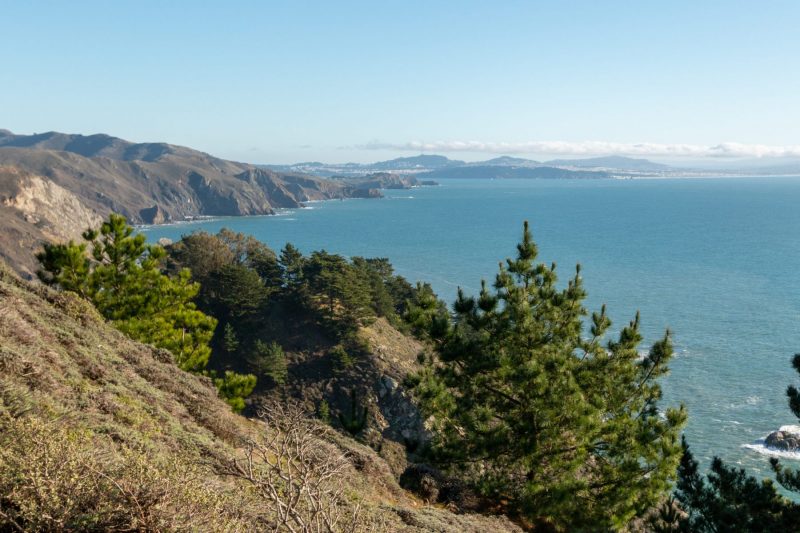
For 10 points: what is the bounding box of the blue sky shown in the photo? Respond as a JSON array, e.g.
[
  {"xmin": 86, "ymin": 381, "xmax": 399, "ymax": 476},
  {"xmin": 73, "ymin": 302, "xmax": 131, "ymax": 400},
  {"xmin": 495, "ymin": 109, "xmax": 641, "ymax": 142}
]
[{"xmin": 2, "ymin": 1, "xmax": 799, "ymax": 163}]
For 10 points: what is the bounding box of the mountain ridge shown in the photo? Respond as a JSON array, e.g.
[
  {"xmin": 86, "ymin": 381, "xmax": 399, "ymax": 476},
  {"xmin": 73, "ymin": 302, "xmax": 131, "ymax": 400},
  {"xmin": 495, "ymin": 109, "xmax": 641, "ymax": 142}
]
[
  {"xmin": 264, "ymin": 153, "xmax": 676, "ymax": 178},
  {"xmin": 0, "ymin": 129, "xmax": 383, "ymax": 277}
]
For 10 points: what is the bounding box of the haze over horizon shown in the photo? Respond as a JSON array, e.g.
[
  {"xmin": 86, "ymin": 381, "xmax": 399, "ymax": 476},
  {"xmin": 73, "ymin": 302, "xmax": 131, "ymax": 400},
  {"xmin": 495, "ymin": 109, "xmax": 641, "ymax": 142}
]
[{"xmin": 3, "ymin": 1, "xmax": 800, "ymax": 164}]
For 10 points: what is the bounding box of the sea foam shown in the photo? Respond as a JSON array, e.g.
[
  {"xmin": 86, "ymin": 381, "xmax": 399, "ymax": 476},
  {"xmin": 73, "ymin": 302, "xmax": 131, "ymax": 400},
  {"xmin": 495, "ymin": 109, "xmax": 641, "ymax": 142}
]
[{"xmin": 742, "ymin": 425, "xmax": 800, "ymax": 460}]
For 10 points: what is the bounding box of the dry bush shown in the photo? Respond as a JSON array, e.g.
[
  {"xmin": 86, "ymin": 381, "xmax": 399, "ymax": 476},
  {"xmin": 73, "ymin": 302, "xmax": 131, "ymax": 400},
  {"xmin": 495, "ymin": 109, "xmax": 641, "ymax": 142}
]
[
  {"xmin": 221, "ymin": 400, "xmax": 376, "ymax": 533},
  {"xmin": 0, "ymin": 413, "xmax": 253, "ymax": 532}
]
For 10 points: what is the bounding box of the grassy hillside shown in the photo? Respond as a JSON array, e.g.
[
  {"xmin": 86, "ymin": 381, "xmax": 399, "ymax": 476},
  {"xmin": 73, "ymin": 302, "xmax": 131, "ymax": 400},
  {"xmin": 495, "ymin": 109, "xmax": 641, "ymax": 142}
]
[{"xmin": 0, "ymin": 261, "xmax": 520, "ymax": 532}]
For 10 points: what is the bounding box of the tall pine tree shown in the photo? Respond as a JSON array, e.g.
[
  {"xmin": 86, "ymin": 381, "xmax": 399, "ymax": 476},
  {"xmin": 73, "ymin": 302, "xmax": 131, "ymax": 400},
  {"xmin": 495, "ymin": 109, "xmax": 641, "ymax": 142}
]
[
  {"xmin": 36, "ymin": 214, "xmax": 255, "ymax": 409},
  {"xmin": 414, "ymin": 221, "xmax": 686, "ymax": 530}
]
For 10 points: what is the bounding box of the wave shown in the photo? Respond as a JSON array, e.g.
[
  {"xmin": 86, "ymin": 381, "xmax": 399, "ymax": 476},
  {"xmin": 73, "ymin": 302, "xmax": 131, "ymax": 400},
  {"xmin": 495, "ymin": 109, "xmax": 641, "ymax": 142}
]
[
  {"xmin": 742, "ymin": 425, "xmax": 800, "ymax": 460},
  {"xmin": 742, "ymin": 443, "xmax": 800, "ymax": 460}
]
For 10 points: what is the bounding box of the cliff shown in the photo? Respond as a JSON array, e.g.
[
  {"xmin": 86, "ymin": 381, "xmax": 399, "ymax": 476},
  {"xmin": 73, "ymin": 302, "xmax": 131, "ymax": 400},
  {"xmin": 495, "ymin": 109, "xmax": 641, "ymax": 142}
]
[{"xmin": 0, "ymin": 130, "xmax": 382, "ymax": 276}]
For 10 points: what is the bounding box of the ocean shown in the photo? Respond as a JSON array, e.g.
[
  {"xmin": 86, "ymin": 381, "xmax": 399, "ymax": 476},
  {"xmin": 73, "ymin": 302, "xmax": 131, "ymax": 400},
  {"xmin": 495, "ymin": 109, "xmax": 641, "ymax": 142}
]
[{"xmin": 142, "ymin": 176, "xmax": 800, "ymax": 475}]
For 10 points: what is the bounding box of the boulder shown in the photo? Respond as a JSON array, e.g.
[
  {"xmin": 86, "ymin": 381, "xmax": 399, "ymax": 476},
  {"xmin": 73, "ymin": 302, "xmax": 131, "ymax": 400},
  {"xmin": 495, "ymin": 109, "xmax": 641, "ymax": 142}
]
[{"xmin": 765, "ymin": 430, "xmax": 800, "ymax": 451}]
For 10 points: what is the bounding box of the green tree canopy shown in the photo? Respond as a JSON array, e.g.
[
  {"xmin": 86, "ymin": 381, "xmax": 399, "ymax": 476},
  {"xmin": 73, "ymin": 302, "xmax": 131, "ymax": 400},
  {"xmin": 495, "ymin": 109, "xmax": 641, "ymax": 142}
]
[
  {"xmin": 670, "ymin": 354, "xmax": 800, "ymax": 531},
  {"xmin": 414, "ymin": 221, "xmax": 686, "ymax": 530},
  {"xmin": 36, "ymin": 214, "xmax": 255, "ymax": 411},
  {"xmin": 248, "ymin": 340, "xmax": 288, "ymax": 386},
  {"xmin": 303, "ymin": 251, "xmax": 372, "ymax": 329},
  {"xmin": 37, "ymin": 213, "xmax": 216, "ymax": 372}
]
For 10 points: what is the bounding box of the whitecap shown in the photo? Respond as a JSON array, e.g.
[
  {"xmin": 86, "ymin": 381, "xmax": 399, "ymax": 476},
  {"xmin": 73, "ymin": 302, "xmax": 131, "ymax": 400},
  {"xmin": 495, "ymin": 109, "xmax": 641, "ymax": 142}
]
[
  {"xmin": 742, "ymin": 443, "xmax": 800, "ymax": 461},
  {"xmin": 742, "ymin": 425, "xmax": 800, "ymax": 461}
]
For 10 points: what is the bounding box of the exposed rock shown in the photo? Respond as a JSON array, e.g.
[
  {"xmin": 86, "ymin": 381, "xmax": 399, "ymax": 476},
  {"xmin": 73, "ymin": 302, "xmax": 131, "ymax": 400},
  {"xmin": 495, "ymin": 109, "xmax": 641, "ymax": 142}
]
[
  {"xmin": 0, "ymin": 167, "xmax": 104, "ymax": 277},
  {"xmin": 347, "ymin": 187, "xmax": 382, "ymax": 198},
  {"xmin": 349, "ymin": 172, "xmax": 420, "ymax": 190},
  {"xmin": 400, "ymin": 464, "xmax": 443, "ymax": 504},
  {"xmin": 765, "ymin": 429, "xmax": 800, "ymax": 451},
  {"xmin": 139, "ymin": 204, "xmax": 167, "ymax": 224},
  {"xmin": 0, "ymin": 130, "xmax": 385, "ymax": 276}
]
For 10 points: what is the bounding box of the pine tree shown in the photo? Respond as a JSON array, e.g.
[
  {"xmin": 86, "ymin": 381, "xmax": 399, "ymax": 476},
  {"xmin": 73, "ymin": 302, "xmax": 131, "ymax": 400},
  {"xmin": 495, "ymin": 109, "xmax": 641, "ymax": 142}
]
[
  {"xmin": 338, "ymin": 389, "xmax": 368, "ymax": 436},
  {"xmin": 37, "ymin": 214, "xmax": 217, "ymax": 372},
  {"xmin": 673, "ymin": 437, "xmax": 800, "ymax": 531},
  {"xmin": 223, "ymin": 323, "xmax": 239, "ymax": 354},
  {"xmin": 249, "ymin": 340, "xmax": 288, "ymax": 386},
  {"xmin": 278, "ymin": 243, "xmax": 305, "ymax": 291},
  {"xmin": 318, "ymin": 399, "xmax": 331, "ymax": 424},
  {"xmin": 404, "ymin": 282, "xmax": 449, "ymax": 339},
  {"xmin": 414, "ymin": 221, "xmax": 686, "ymax": 530},
  {"xmin": 36, "ymin": 214, "xmax": 257, "ymax": 412},
  {"xmin": 303, "ymin": 251, "xmax": 372, "ymax": 329},
  {"xmin": 213, "ymin": 370, "xmax": 257, "ymax": 413},
  {"xmin": 203, "ymin": 263, "xmax": 269, "ymax": 321}
]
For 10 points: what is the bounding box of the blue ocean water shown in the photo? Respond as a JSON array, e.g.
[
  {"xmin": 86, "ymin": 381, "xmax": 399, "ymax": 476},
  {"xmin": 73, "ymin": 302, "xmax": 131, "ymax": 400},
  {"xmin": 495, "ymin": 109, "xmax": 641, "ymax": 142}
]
[{"xmin": 143, "ymin": 177, "xmax": 800, "ymax": 474}]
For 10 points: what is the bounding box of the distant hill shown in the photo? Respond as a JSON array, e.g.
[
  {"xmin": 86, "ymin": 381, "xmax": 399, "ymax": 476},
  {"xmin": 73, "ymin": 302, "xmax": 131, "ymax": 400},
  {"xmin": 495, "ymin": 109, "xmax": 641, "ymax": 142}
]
[
  {"xmin": 0, "ymin": 130, "xmax": 381, "ymax": 277},
  {"xmin": 266, "ymin": 154, "xmax": 464, "ymax": 177},
  {"xmin": 544, "ymin": 155, "xmax": 672, "ymax": 171},
  {"xmin": 474, "ymin": 156, "xmax": 541, "ymax": 167},
  {"xmin": 265, "ymin": 153, "xmax": 667, "ymax": 178},
  {"xmin": 370, "ymin": 154, "xmax": 463, "ymax": 170},
  {"xmin": 417, "ymin": 165, "xmax": 611, "ymax": 180}
]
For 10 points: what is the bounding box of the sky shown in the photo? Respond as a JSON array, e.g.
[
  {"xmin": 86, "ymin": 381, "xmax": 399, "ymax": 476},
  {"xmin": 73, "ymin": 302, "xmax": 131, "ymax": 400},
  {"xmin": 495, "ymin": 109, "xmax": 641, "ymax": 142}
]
[{"xmin": 2, "ymin": 1, "xmax": 800, "ymax": 164}]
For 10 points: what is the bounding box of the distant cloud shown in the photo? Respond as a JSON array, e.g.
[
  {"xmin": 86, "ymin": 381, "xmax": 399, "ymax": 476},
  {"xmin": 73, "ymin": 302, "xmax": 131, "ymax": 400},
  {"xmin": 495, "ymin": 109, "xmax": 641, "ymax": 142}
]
[{"xmin": 356, "ymin": 140, "xmax": 800, "ymax": 158}]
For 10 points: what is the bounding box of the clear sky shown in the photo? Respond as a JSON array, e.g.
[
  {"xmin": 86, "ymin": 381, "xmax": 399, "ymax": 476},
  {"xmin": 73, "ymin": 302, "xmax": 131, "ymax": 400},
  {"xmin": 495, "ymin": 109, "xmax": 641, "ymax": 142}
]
[{"xmin": 2, "ymin": 1, "xmax": 799, "ymax": 163}]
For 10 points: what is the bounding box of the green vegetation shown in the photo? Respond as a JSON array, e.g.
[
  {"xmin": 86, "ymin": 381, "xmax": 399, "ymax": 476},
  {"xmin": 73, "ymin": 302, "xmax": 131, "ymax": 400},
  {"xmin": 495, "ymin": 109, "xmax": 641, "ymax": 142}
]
[
  {"xmin": 413, "ymin": 221, "xmax": 687, "ymax": 530},
  {"xmin": 213, "ymin": 371, "xmax": 258, "ymax": 413},
  {"xmin": 339, "ymin": 389, "xmax": 369, "ymax": 436},
  {"xmin": 319, "ymin": 398, "xmax": 332, "ymax": 424},
  {"xmin": 166, "ymin": 228, "xmax": 423, "ymax": 380},
  {"xmin": 663, "ymin": 354, "xmax": 800, "ymax": 531},
  {"xmin": 2, "ymin": 260, "xmax": 523, "ymax": 532},
  {"xmin": 248, "ymin": 340, "xmax": 288, "ymax": 386},
  {"xmin": 29, "ymin": 214, "xmax": 800, "ymax": 530},
  {"xmin": 36, "ymin": 214, "xmax": 255, "ymax": 410},
  {"xmin": 37, "ymin": 213, "xmax": 216, "ymax": 372},
  {"xmin": 331, "ymin": 344, "xmax": 356, "ymax": 373}
]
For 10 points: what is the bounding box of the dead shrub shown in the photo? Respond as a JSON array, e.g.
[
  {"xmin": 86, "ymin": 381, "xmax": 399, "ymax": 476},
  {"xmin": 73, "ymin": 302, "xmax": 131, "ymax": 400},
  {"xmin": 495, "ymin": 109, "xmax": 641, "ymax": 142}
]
[
  {"xmin": 221, "ymin": 400, "xmax": 370, "ymax": 533},
  {"xmin": 0, "ymin": 414, "xmax": 253, "ymax": 532}
]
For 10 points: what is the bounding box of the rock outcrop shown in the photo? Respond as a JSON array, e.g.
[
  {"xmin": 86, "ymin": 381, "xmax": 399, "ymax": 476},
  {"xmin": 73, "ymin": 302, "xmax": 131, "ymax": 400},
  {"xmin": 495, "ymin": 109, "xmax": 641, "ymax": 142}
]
[{"xmin": 765, "ymin": 428, "xmax": 800, "ymax": 451}]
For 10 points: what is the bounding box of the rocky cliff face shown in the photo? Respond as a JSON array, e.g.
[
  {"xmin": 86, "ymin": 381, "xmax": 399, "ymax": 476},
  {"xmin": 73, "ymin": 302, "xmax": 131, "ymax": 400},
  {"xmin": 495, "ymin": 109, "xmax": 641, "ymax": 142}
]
[
  {"xmin": 0, "ymin": 166, "xmax": 104, "ymax": 278},
  {"xmin": 0, "ymin": 130, "xmax": 382, "ymax": 276}
]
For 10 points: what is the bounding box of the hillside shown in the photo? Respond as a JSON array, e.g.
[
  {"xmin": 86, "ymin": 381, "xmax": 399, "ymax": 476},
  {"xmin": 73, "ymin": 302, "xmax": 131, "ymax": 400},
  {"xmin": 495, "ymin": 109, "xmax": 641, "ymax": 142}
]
[
  {"xmin": 417, "ymin": 165, "xmax": 611, "ymax": 180},
  {"xmin": 543, "ymin": 155, "xmax": 672, "ymax": 171},
  {"xmin": 0, "ymin": 130, "xmax": 382, "ymax": 277},
  {"xmin": 0, "ymin": 260, "xmax": 521, "ymax": 532},
  {"xmin": 263, "ymin": 154, "xmax": 675, "ymax": 178}
]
